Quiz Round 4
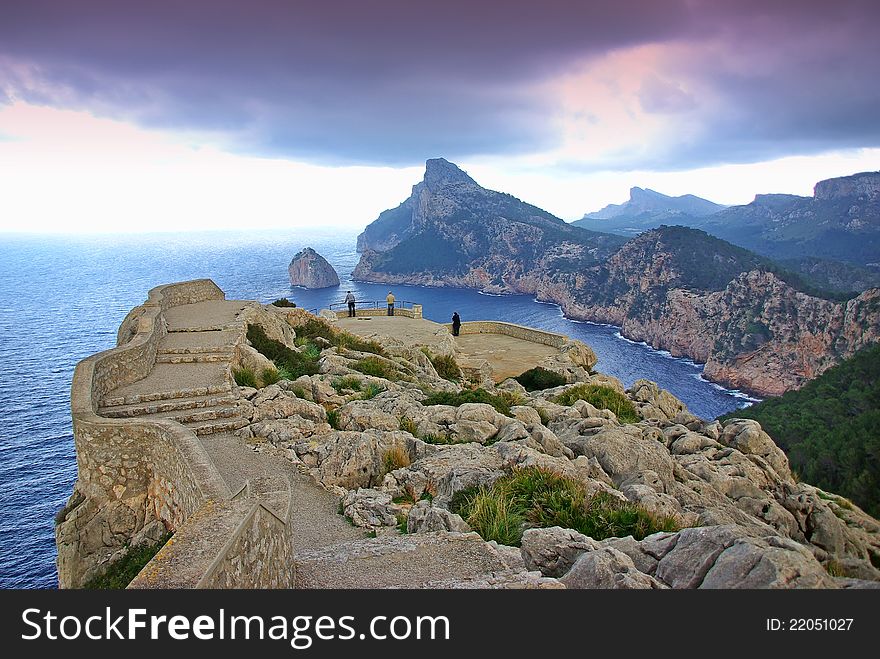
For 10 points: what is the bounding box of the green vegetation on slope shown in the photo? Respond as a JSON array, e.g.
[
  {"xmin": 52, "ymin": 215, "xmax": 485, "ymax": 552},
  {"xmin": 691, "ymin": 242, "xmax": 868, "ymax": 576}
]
[
  {"xmin": 83, "ymin": 532, "xmax": 173, "ymax": 589},
  {"xmin": 450, "ymin": 467, "xmax": 679, "ymax": 547},
  {"xmin": 720, "ymin": 344, "xmax": 880, "ymax": 517},
  {"xmin": 553, "ymin": 384, "xmax": 640, "ymax": 423}
]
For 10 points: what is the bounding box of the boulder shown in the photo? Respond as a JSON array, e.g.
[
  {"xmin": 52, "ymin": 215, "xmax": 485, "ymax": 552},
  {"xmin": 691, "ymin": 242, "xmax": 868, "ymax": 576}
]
[
  {"xmin": 560, "ymin": 547, "xmax": 665, "ymax": 589},
  {"xmin": 520, "ymin": 526, "xmax": 599, "ymax": 577},
  {"xmin": 342, "ymin": 488, "xmax": 400, "ymax": 527},
  {"xmin": 288, "ymin": 247, "xmax": 340, "ymax": 289},
  {"xmin": 720, "ymin": 419, "xmax": 791, "ymax": 480},
  {"xmin": 407, "ymin": 500, "xmax": 472, "ymax": 534},
  {"xmin": 700, "ymin": 536, "xmax": 838, "ymax": 589}
]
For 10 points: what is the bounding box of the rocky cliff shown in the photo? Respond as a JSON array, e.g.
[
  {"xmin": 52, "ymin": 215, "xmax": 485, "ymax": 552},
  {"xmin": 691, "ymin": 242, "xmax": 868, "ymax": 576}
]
[
  {"xmin": 355, "ymin": 162, "xmax": 880, "ymax": 396},
  {"xmin": 288, "ymin": 247, "xmax": 340, "ymax": 289}
]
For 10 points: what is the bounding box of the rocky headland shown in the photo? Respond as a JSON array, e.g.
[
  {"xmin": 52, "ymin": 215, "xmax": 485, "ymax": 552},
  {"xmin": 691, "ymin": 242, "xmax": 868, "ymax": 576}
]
[
  {"xmin": 231, "ymin": 305, "xmax": 880, "ymax": 588},
  {"xmin": 59, "ymin": 282, "xmax": 880, "ymax": 589},
  {"xmin": 288, "ymin": 247, "xmax": 340, "ymax": 289},
  {"xmin": 354, "ymin": 160, "xmax": 880, "ymax": 396}
]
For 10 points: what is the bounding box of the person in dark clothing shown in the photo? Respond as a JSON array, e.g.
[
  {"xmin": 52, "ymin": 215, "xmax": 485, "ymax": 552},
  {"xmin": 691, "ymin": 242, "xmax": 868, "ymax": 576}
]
[
  {"xmin": 451, "ymin": 311, "xmax": 461, "ymax": 336},
  {"xmin": 345, "ymin": 291, "xmax": 356, "ymax": 317}
]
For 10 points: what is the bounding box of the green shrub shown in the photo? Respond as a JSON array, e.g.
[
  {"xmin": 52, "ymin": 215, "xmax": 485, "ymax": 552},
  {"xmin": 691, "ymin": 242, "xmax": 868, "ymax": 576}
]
[
  {"xmin": 450, "ymin": 467, "xmax": 679, "ymax": 547},
  {"xmin": 332, "ymin": 376, "xmax": 362, "ymax": 392},
  {"xmin": 83, "ymin": 532, "xmax": 172, "ymax": 589},
  {"xmin": 261, "ymin": 367, "xmax": 281, "ymax": 386},
  {"xmin": 247, "ymin": 324, "xmax": 320, "ymax": 379},
  {"xmin": 360, "ymin": 383, "xmax": 385, "ymax": 400},
  {"xmin": 429, "ymin": 353, "xmax": 462, "ymax": 381},
  {"xmin": 514, "ymin": 367, "xmax": 567, "ymax": 391},
  {"xmin": 553, "ymin": 384, "xmax": 640, "ymax": 423},
  {"xmin": 297, "ymin": 318, "xmax": 385, "ymax": 355},
  {"xmin": 326, "ymin": 409, "xmax": 341, "ymax": 430},
  {"xmin": 271, "ymin": 298, "xmax": 296, "ymax": 307},
  {"xmin": 276, "ymin": 365, "xmax": 296, "ymax": 381},
  {"xmin": 422, "ymin": 388, "xmax": 514, "ymax": 416},
  {"xmin": 352, "ymin": 356, "xmax": 398, "ymax": 380},
  {"xmin": 233, "ymin": 366, "xmax": 258, "ymax": 389}
]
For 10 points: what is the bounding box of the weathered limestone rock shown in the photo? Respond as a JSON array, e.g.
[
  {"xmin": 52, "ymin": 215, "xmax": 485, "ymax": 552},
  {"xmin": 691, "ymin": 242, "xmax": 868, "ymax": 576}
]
[
  {"xmin": 561, "ymin": 547, "xmax": 666, "ymax": 589},
  {"xmin": 341, "ymin": 488, "xmax": 400, "ymax": 527},
  {"xmin": 520, "ymin": 526, "xmax": 599, "ymax": 577},
  {"xmin": 720, "ymin": 419, "xmax": 791, "ymax": 480},
  {"xmin": 407, "ymin": 500, "xmax": 472, "ymax": 534},
  {"xmin": 700, "ymin": 536, "xmax": 838, "ymax": 589},
  {"xmin": 288, "ymin": 247, "xmax": 340, "ymax": 289}
]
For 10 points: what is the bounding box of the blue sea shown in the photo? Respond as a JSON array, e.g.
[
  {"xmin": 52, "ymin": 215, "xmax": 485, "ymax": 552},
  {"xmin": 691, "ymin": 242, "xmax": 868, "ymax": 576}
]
[{"xmin": 0, "ymin": 229, "xmax": 758, "ymax": 589}]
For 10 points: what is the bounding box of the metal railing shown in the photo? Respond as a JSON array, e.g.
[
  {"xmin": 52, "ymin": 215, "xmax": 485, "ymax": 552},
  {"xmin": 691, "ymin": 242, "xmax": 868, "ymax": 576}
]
[{"xmin": 326, "ymin": 299, "xmax": 417, "ymax": 311}]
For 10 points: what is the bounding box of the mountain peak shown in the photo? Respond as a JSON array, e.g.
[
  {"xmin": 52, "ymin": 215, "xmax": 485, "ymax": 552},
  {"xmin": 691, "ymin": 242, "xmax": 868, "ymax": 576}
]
[
  {"xmin": 423, "ymin": 158, "xmax": 476, "ymax": 191},
  {"xmin": 629, "ymin": 187, "xmax": 668, "ymax": 202}
]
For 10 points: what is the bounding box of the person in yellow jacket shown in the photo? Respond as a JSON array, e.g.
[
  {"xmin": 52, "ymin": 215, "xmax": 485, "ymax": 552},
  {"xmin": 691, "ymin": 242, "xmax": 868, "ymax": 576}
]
[{"xmin": 386, "ymin": 291, "xmax": 395, "ymax": 316}]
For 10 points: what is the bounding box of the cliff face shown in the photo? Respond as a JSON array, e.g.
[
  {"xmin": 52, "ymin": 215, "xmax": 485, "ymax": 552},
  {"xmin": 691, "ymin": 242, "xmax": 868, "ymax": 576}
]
[
  {"xmin": 288, "ymin": 247, "xmax": 340, "ymax": 289},
  {"xmin": 355, "ymin": 161, "xmax": 880, "ymax": 396}
]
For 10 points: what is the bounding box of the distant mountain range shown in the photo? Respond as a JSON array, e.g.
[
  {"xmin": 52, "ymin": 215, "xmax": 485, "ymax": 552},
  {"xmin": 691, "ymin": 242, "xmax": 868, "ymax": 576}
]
[
  {"xmin": 354, "ymin": 159, "xmax": 880, "ymax": 396},
  {"xmin": 573, "ymin": 187, "xmax": 726, "ymax": 236},
  {"xmin": 573, "ymin": 171, "xmax": 880, "ymax": 291}
]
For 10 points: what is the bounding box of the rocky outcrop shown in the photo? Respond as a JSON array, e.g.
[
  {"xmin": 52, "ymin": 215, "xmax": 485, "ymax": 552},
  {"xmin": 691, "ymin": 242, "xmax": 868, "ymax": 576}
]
[
  {"xmin": 354, "ymin": 163, "xmax": 880, "ymax": 395},
  {"xmin": 288, "ymin": 247, "xmax": 340, "ymax": 289}
]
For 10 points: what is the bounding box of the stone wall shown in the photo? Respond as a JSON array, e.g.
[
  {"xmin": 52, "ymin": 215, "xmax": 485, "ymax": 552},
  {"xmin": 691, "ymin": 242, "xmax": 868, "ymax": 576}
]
[
  {"xmin": 58, "ymin": 280, "xmax": 236, "ymax": 588},
  {"xmin": 447, "ymin": 320, "xmax": 567, "ymax": 348},
  {"xmin": 197, "ymin": 502, "xmax": 295, "ymax": 588}
]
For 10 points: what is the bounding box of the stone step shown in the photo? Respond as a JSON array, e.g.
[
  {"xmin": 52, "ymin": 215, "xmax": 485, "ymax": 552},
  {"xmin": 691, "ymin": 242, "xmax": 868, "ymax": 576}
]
[
  {"xmin": 185, "ymin": 417, "xmax": 249, "ymax": 437},
  {"xmin": 101, "ymin": 383, "xmax": 232, "ymax": 408},
  {"xmin": 158, "ymin": 345, "xmax": 236, "ymax": 355},
  {"xmin": 134, "ymin": 405, "xmax": 242, "ymax": 425},
  {"xmin": 155, "ymin": 352, "xmax": 233, "ymax": 364},
  {"xmin": 98, "ymin": 393, "xmax": 238, "ymax": 418},
  {"xmin": 167, "ymin": 325, "xmax": 234, "ymax": 333}
]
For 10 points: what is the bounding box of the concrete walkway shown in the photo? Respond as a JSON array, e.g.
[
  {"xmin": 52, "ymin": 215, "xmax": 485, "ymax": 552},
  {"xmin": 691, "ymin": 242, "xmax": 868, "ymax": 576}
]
[{"xmin": 337, "ymin": 315, "xmax": 558, "ymax": 381}]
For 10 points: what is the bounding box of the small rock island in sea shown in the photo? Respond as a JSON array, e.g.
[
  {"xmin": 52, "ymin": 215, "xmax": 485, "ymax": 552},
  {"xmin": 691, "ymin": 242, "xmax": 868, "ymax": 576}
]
[{"xmin": 288, "ymin": 247, "xmax": 340, "ymax": 288}]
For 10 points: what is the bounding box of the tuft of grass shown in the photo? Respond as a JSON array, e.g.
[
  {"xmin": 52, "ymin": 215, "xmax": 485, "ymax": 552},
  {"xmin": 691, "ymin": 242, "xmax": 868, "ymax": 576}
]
[
  {"xmin": 422, "ymin": 388, "xmax": 515, "ymax": 416},
  {"xmin": 462, "ymin": 487, "xmax": 525, "ymax": 547},
  {"xmin": 233, "ymin": 366, "xmax": 258, "ymax": 389},
  {"xmin": 553, "ymin": 384, "xmax": 640, "ymax": 423},
  {"xmin": 396, "ymin": 512, "xmax": 409, "ymax": 534},
  {"xmin": 83, "ymin": 532, "xmax": 172, "ymax": 589},
  {"xmin": 429, "ymin": 353, "xmax": 462, "ymax": 382},
  {"xmin": 825, "ymin": 559, "xmax": 846, "ymax": 578},
  {"xmin": 326, "ymin": 408, "xmax": 341, "ymax": 430},
  {"xmin": 353, "ymin": 356, "xmax": 399, "ymax": 380},
  {"xmin": 450, "ymin": 466, "xmax": 679, "ymax": 547},
  {"xmin": 359, "ymin": 383, "xmax": 385, "ymax": 400},
  {"xmin": 382, "ymin": 445, "xmax": 411, "ymax": 475},
  {"xmin": 817, "ymin": 490, "xmax": 853, "ymax": 510},
  {"xmin": 276, "ymin": 365, "xmax": 296, "ymax": 381},
  {"xmin": 261, "ymin": 367, "xmax": 281, "ymax": 386},
  {"xmin": 514, "ymin": 367, "xmax": 567, "ymax": 392},
  {"xmin": 398, "ymin": 416, "xmax": 419, "ymax": 436},
  {"xmin": 290, "ymin": 384, "xmax": 308, "ymax": 399},
  {"xmin": 271, "ymin": 298, "xmax": 296, "ymax": 307},
  {"xmin": 332, "ymin": 376, "xmax": 362, "ymax": 393}
]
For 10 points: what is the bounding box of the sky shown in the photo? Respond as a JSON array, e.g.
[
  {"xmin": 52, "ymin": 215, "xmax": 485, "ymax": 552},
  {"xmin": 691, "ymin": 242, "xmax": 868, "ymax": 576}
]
[{"xmin": 1, "ymin": 0, "xmax": 879, "ymax": 233}]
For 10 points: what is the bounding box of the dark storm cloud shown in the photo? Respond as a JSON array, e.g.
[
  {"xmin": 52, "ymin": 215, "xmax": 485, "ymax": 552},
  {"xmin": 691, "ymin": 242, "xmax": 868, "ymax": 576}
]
[{"xmin": 0, "ymin": 0, "xmax": 878, "ymax": 168}]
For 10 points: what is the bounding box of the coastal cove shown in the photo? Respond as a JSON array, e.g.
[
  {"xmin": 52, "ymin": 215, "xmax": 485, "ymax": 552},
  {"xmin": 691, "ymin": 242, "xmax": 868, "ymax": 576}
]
[{"xmin": 0, "ymin": 230, "xmax": 756, "ymax": 588}]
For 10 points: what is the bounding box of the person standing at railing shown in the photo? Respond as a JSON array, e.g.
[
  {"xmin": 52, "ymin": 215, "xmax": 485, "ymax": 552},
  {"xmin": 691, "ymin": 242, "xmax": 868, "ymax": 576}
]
[
  {"xmin": 386, "ymin": 291, "xmax": 395, "ymax": 316},
  {"xmin": 345, "ymin": 291, "xmax": 356, "ymax": 317}
]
